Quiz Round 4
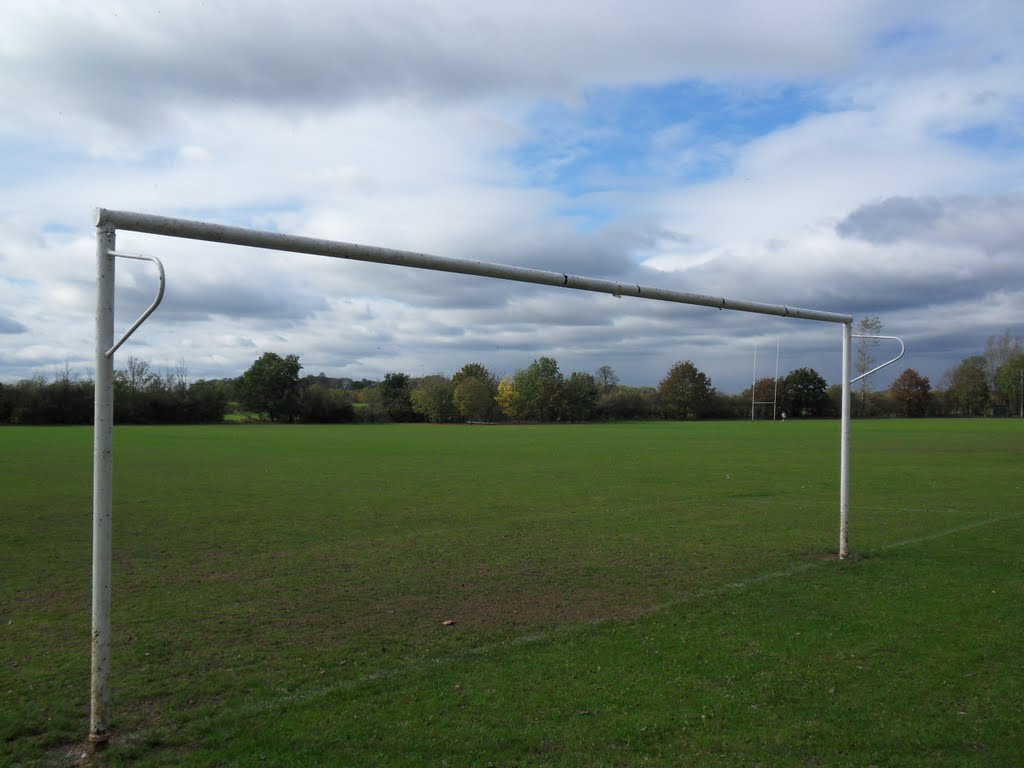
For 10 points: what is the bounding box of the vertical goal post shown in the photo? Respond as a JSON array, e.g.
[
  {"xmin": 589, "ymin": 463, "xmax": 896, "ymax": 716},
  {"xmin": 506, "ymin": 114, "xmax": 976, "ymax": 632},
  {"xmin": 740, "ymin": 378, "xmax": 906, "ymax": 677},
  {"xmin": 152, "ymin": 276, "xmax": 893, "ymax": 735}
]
[{"xmin": 90, "ymin": 207, "xmax": 873, "ymax": 744}]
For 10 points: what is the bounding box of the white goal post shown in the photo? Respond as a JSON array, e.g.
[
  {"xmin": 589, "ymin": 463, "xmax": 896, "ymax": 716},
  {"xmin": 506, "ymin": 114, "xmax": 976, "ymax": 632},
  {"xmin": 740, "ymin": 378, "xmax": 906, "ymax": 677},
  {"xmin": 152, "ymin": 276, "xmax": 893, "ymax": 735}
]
[
  {"xmin": 90, "ymin": 207, "xmax": 866, "ymax": 744},
  {"xmin": 751, "ymin": 337, "xmax": 781, "ymax": 420}
]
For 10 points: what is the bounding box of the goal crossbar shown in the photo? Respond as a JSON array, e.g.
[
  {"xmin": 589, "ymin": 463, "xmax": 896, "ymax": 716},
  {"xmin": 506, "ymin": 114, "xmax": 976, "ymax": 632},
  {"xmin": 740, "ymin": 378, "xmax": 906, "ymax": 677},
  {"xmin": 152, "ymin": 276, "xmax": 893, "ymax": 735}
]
[
  {"xmin": 95, "ymin": 208, "xmax": 852, "ymax": 324},
  {"xmin": 88, "ymin": 207, "xmax": 857, "ymax": 745}
]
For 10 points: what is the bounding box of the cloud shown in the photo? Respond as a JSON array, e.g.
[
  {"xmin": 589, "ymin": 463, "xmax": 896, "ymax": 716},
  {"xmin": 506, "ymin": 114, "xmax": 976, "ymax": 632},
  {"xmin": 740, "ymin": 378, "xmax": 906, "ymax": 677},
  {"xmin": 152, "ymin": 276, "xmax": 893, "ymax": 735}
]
[
  {"xmin": 2, "ymin": 1, "xmax": 881, "ymax": 129},
  {"xmin": 838, "ymin": 194, "xmax": 1024, "ymax": 253},
  {"xmin": 0, "ymin": 315, "xmax": 27, "ymax": 334},
  {"xmin": 2, "ymin": 1, "xmax": 1024, "ymax": 394},
  {"xmin": 837, "ymin": 196, "xmax": 947, "ymax": 243}
]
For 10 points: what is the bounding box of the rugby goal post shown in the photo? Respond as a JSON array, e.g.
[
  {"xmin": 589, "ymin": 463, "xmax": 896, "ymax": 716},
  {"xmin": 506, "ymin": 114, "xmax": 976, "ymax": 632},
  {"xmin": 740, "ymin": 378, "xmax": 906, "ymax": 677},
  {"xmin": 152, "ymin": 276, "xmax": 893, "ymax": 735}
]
[
  {"xmin": 89, "ymin": 207, "xmax": 897, "ymax": 744},
  {"xmin": 751, "ymin": 337, "xmax": 780, "ymax": 420}
]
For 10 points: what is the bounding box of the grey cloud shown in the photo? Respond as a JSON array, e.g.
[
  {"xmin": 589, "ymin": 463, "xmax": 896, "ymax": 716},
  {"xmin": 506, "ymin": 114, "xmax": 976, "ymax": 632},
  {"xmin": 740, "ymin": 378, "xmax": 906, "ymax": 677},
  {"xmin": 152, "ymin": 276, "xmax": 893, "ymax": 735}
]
[
  {"xmin": 298, "ymin": 220, "xmax": 661, "ymax": 312},
  {"xmin": 3, "ymin": 2, "xmax": 879, "ymax": 129},
  {"xmin": 836, "ymin": 195, "xmax": 1024, "ymax": 253},
  {"xmin": 836, "ymin": 196, "xmax": 946, "ymax": 243},
  {"xmin": 115, "ymin": 279, "xmax": 330, "ymax": 324},
  {"xmin": 0, "ymin": 316, "xmax": 28, "ymax": 334}
]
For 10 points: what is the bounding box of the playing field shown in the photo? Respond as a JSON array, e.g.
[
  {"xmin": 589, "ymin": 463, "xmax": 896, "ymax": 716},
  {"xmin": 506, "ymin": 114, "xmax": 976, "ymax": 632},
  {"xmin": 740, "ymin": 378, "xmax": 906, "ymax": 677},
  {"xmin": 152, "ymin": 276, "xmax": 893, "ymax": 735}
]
[{"xmin": 2, "ymin": 420, "xmax": 1022, "ymax": 766}]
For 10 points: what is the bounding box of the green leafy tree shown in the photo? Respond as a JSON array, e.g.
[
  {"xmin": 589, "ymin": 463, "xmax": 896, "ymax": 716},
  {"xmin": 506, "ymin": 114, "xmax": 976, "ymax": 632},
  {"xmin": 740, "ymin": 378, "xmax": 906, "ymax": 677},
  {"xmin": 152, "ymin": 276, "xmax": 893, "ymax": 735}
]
[
  {"xmin": 184, "ymin": 379, "xmax": 230, "ymax": 423},
  {"xmin": 238, "ymin": 352, "xmax": 303, "ymax": 422},
  {"xmin": 889, "ymin": 368, "xmax": 932, "ymax": 417},
  {"xmin": 453, "ymin": 376, "xmax": 494, "ymax": 422},
  {"xmin": 945, "ymin": 356, "xmax": 989, "ymax": 416},
  {"xmin": 596, "ymin": 386, "xmax": 656, "ymax": 421},
  {"xmin": 297, "ymin": 384, "xmax": 355, "ymax": 423},
  {"xmin": 782, "ymin": 367, "xmax": 829, "ymax": 417},
  {"xmin": 410, "ymin": 375, "xmax": 457, "ymax": 423},
  {"xmin": 826, "ymin": 383, "xmax": 844, "ymax": 417},
  {"xmin": 452, "ymin": 363, "xmax": 498, "ymax": 421},
  {"xmin": 0, "ymin": 381, "xmax": 10, "ymax": 423},
  {"xmin": 996, "ymin": 352, "xmax": 1024, "ymax": 417},
  {"xmin": 512, "ymin": 357, "xmax": 564, "ymax": 421},
  {"xmin": 559, "ymin": 371, "xmax": 599, "ymax": 422},
  {"xmin": 379, "ymin": 372, "xmax": 417, "ymax": 422},
  {"xmin": 658, "ymin": 360, "xmax": 714, "ymax": 420},
  {"xmin": 452, "ymin": 363, "xmax": 497, "ymax": 391}
]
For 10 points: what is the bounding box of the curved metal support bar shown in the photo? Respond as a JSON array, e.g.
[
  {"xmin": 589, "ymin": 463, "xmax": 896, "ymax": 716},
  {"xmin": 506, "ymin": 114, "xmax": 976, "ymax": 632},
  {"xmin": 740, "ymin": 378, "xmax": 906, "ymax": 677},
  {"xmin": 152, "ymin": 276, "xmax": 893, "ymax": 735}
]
[
  {"xmin": 849, "ymin": 334, "xmax": 905, "ymax": 384},
  {"xmin": 104, "ymin": 251, "xmax": 165, "ymax": 358}
]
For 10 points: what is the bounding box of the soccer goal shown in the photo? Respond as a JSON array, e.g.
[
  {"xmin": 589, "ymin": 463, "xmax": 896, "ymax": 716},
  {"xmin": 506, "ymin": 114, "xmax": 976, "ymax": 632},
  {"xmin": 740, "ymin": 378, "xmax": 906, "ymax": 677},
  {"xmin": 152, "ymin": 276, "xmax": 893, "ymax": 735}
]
[{"xmin": 88, "ymin": 207, "xmax": 895, "ymax": 744}]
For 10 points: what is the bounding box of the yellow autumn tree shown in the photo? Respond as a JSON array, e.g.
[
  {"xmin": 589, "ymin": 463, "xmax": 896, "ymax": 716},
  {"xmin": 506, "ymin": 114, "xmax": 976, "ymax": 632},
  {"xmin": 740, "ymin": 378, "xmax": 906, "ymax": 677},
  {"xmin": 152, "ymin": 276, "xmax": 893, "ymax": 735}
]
[{"xmin": 495, "ymin": 377, "xmax": 524, "ymax": 420}]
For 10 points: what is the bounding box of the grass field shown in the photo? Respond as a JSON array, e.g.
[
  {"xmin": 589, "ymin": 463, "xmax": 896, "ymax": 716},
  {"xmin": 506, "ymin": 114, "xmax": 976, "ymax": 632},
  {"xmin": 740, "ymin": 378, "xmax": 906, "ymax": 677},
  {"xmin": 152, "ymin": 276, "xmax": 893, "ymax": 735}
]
[{"xmin": 2, "ymin": 420, "xmax": 1022, "ymax": 766}]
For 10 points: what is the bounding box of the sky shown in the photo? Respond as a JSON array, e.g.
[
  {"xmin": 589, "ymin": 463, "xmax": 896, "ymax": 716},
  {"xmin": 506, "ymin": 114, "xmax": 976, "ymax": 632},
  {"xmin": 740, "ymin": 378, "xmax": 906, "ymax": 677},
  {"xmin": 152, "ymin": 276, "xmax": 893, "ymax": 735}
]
[{"xmin": 1, "ymin": 0, "xmax": 1022, "ymax": 393}]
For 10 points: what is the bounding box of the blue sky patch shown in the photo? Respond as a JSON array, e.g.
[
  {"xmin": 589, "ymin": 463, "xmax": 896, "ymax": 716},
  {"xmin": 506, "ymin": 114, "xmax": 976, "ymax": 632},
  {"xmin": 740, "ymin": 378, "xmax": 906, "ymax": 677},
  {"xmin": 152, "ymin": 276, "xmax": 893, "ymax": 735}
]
[
  {"xmin": 945, "ymin": 122, "xmax": 1024, "ymax": 152},
  {"xmin": 508, "ymin": 80, "xmax": 829, "ymax": 197}
]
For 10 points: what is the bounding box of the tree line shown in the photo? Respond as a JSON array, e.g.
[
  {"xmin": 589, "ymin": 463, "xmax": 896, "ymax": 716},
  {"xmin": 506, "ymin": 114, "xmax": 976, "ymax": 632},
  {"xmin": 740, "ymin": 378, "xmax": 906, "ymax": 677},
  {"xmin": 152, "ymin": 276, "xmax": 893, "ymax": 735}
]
[
  {"xmin": 0, "ymin": 359, "xmax": 229, "ymax": 426},
  {"xmin": 2, "ymin": 329, "xmax": 1022, "ymax": 425}
]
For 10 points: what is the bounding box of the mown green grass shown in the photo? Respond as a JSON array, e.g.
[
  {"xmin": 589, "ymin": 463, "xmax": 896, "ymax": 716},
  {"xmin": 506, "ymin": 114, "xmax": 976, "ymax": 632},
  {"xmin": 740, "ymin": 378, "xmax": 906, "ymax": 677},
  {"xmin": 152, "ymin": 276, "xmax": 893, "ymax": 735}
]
[{"xmin": 1, "ymin": 420, "xmax": 1021, "ymax": 766}]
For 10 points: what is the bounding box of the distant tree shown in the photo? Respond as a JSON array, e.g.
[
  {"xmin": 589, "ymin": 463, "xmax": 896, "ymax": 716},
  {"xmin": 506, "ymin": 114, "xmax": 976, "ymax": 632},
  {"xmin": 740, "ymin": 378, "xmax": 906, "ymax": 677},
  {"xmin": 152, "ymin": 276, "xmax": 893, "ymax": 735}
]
[
  {"xmin": 745, "ymin": 376, "xmax": 779, "ymax": 419},
  {"xmin": 596, "ymin": 386, "xmax": 656, "ymax": 421},
  {"xmin": 168, "ymin": 357, "xmax": 190, "ymax": 393},
  {"xmin": 559, "ymin": 371, "xmax": 599, "ymax": 422},
  {"xmin": 238, "ymin": 352, "xmax": 303, "ymax": 422},
  {"xmin": 297, "ymin": 384, "xmax": 355, "ymax": 423},
  {"xmin": 453, "ymin": 376, "xmax": 494, "ymax": 422},
  {"xmin": 983, "ymin": 331, "xmax": 1022, "ymax": 394},
  {"xmin": 495, "ymin": 377, "xmax": 525, "ymax": 420},
  {"xmin": 379, "ymin": 372, "xmax": 417, "ymax": 422},
  {"xmin": 410, "ymin": 375, "xmax": 457, "ymax": 423},
  {"xmin": 115, "ymin": 356, "xmax": 158, "ymax": 393},
  {"xmin": 658, "ymin": 360, "xmax": 714, "ymax": 420},
  {"xmin": 451, "ymin": 363, "xmax": 498, "ymax": 421},
  {"xmin": 452, "ymin": 363, "xmax": 497, "ymax": 391},
  {"xmin": 183, "ymin": 379, "xmax": 230, "ymax": 423},
  {"xmin": 512, "ymin": 357, "xmax": 563, "ymax": 421},
  {"xmin": 889, "ymin": 368, "xmax": 932, "ymax": 417},
  {"xmin": 595, "ymin": 365, "xmax": 619, "ymax": 392},
  {"xmin": 945, "ymin": 356, "xmax": 989, "ymax": 416},
  {"xmin": 855, "ymin": 315, "xmax": 883, "ymax": 416},
  {"xmin": 782, "ymin": 368, "xmax": 829, "ymax": 417},
  {"xmin": 996, "ymin": 352, "xmax": 1024, "ymax": 417},
  {"xmin": 8, "ymin": 372, "xmax": 94, "ymax": 425},
  {"xmin": 357, "ymin": 386, "xmax": 387, "ymax": 423}
]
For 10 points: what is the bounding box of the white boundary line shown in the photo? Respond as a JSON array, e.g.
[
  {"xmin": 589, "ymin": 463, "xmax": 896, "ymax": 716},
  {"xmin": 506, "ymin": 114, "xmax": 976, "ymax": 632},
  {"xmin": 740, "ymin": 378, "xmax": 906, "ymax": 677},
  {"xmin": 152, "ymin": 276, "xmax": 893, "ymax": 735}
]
[{"xmin": 878, "ymin": 512, "xmax": 1021, "ymax": 551}]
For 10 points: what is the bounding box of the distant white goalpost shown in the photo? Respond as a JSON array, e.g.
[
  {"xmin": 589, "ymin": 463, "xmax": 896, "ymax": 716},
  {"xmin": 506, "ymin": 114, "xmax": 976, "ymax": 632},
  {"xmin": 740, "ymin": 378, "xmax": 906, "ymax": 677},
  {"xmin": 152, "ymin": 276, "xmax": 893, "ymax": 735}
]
[
  {"xmin": 88, "ymin": 208, "xmax": 903, "ymax": 745},
  {"xmin": 751, "ymin": 337, "xmax": 780, "ymax": 420}
]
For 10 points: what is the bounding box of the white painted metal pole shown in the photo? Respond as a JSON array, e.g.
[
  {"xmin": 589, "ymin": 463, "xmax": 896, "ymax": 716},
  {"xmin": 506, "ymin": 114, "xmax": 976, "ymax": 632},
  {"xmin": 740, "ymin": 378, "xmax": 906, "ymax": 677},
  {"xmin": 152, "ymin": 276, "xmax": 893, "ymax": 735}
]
[
  {"xmin": 839, "ymin": 322, "xmax": 852, "ymax": 559},
  {"xmin": 90, "ymin": 227, "xmax": 116, "ymax": 744},
  {"xmin": 93, "ymin": 209, "xmax": 853, "ymax": 326}
]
